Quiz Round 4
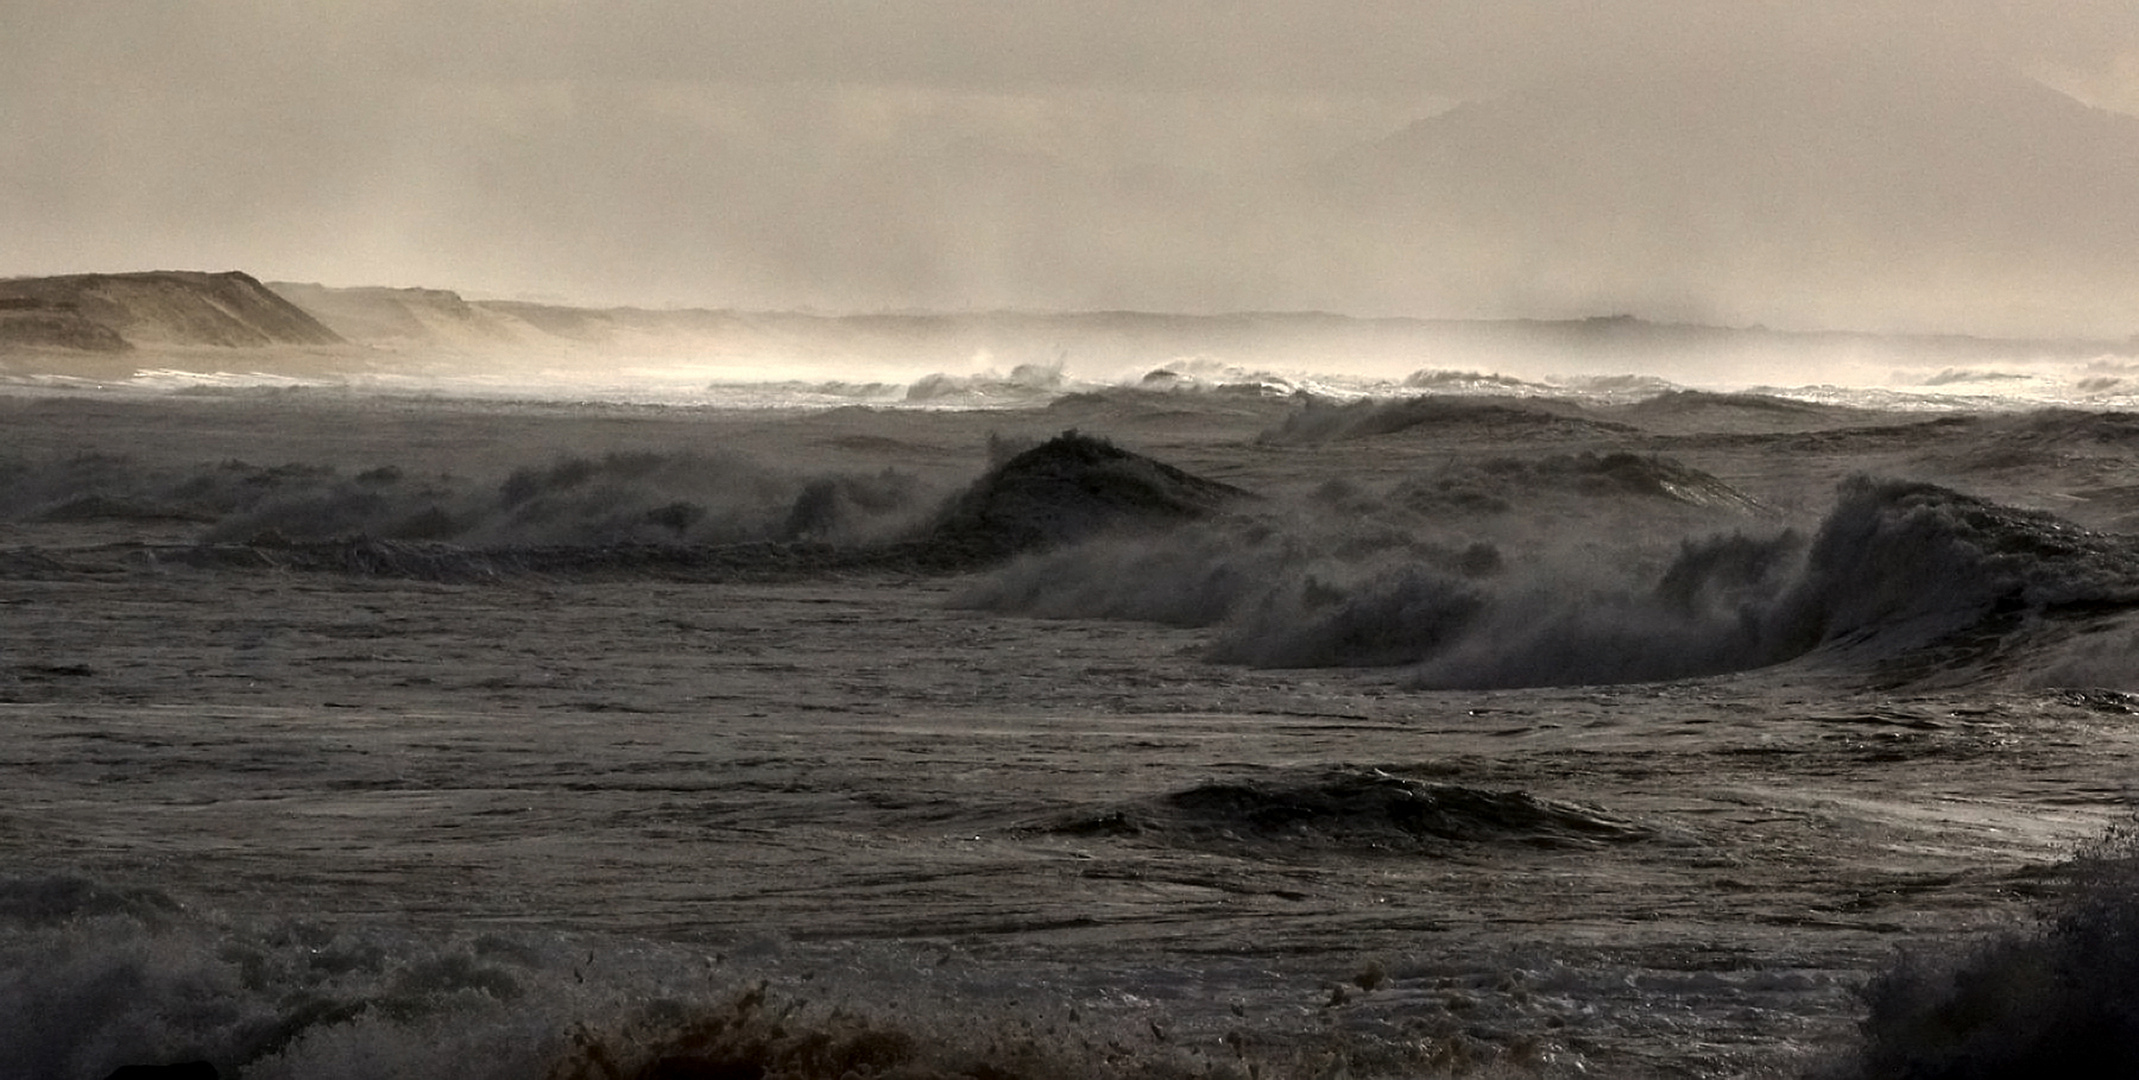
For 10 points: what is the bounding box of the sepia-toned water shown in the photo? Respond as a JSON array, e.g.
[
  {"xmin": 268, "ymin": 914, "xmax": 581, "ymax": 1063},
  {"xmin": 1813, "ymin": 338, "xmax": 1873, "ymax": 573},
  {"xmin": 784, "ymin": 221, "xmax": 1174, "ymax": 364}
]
[{"xmin": 6, "ymin": 380, "xmax": 2139, "ymax": 1078}]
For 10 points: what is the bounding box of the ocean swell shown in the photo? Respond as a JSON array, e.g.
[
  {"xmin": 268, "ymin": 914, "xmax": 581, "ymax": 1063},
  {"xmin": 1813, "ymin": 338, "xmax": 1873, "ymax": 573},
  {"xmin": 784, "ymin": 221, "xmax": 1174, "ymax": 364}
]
[
  {"xmin": 1040, "ymin": 767, "xmax": 1650, "ymax": 856},
  {"xmin": 0, "ymin": 450, "xmax": 936, "ymax": 550}
]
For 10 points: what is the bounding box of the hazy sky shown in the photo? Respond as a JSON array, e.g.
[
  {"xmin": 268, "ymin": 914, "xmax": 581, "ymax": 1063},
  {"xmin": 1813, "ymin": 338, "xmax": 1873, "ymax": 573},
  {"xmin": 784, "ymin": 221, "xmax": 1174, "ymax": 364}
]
[{"xmin": 5, "ymin": 2, "xmax": 2139, "ymax": 335}]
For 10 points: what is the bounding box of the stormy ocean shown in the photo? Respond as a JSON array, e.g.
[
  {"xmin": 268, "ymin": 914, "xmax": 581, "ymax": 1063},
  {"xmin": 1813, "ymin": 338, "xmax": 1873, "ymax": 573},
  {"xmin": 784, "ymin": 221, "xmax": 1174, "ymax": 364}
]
[
  {"xmin": 15, "ymin": 0, "xmax": 2139, "ymax": 1068},
  {"xmin": 10, "ymin": 316, "xmax": 2139, "ymax": 1080}
]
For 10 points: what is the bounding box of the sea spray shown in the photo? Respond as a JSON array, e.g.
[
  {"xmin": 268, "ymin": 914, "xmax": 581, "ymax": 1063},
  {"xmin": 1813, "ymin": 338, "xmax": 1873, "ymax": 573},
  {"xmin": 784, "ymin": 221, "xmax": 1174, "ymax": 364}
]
[{"xmin": 965, "ymin": 474, "xmax": 2139, "ymax": 690}]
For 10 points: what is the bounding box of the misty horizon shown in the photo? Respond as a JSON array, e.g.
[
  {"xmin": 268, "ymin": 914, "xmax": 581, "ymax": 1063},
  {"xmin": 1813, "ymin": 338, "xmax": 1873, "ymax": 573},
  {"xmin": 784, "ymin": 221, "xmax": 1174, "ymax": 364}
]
[{"xmin": 6, "ymin": 3, "xmax": 2139, "ymax": 340}]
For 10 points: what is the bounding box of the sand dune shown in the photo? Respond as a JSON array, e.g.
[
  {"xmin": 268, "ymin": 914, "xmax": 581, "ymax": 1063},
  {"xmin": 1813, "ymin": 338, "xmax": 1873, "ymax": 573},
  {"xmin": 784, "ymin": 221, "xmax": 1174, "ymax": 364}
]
[{"xmin": 0, "ymin": 271, "xmax": 338, "ymax": 351}]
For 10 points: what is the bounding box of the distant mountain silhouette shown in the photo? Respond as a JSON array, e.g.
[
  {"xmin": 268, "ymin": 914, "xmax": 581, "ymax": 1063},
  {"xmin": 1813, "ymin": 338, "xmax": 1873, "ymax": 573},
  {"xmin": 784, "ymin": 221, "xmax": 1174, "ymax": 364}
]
[{"xmin": 1324, "ymin": 52, "xmax": 2139, "ymax": 331}]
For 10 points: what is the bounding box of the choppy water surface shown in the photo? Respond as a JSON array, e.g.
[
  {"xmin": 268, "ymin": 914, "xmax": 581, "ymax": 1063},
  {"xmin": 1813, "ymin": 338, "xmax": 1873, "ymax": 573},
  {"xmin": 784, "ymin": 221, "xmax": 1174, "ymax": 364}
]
[{"xmin": 6, "ymin": 384, "xmax": 2139, "ymax": 1077}]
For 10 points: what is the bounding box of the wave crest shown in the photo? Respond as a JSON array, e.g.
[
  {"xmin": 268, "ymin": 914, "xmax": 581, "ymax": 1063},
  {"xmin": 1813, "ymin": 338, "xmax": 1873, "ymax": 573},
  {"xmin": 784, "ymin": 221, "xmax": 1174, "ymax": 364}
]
[{"xmin": 967, "ymin": 473, "xmax": 2139, "ymax": 689}]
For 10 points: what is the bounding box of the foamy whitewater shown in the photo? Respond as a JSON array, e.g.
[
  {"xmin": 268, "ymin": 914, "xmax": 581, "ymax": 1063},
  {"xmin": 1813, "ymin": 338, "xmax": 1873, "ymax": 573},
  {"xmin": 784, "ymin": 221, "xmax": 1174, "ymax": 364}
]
[
  {"xmin": 10, "ymin": 350, "xmax": 2139, "ymax": 1078},
  {"xmin": 84, "ymin": 354, "xmax": 2139, "ymax": 414}
]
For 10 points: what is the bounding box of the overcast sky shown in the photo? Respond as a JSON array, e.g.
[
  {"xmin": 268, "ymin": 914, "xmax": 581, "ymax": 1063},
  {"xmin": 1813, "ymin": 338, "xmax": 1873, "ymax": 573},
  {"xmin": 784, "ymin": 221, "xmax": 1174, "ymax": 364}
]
[{"xmin": 5, "ymin": 2, "xmax": 2139, "ymax": 335}]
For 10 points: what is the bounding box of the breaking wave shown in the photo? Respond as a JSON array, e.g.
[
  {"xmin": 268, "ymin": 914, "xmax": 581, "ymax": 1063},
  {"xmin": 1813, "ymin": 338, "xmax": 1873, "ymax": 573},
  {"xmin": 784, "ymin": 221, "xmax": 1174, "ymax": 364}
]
[
  {"xmin": 0, "ymin": 871, "xmax": 1547, "ymax": 1080},
  {"xmin": 0, "ymin": 433, "xmax": 1280, "ymax": 585},
  {"xmin": 1399, "ymin": 369, "xmax": 1543, "ymax": 394},
  {"xmin": 956, "ymin": 517, "xmax": 1507, "ymax": 669},
  {"xmin": 0, "ymin": 450, "xmax": 937, "ymax": 551},
  {"xmin": 0, "ymin": 875, "xmax": 1201, "ymax": 1080},
  {"xmin": 967, "ymin": 475, "xmax": 2139, "ymax": 689},
  {"xmin": 1, "ymin": 875, "xmax": 578, "ymax": 1080},
  {"xmin": 901, "ymin": 361, "xmax": 1067, "ymax": 405}
]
